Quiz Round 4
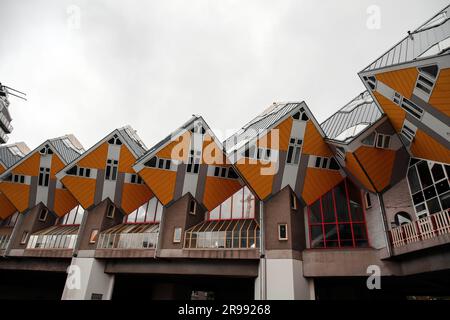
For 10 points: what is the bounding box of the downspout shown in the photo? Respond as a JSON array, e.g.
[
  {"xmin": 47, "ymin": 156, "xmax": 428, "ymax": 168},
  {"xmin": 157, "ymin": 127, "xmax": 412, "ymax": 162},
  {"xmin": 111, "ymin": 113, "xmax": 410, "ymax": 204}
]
[
  {"xmin": 259, "ymin": 200, "xmax": 267, "ymax": 300},
  {"xmin": 353, "ymin": 154, "xmax": 393, "ymax": 257}
]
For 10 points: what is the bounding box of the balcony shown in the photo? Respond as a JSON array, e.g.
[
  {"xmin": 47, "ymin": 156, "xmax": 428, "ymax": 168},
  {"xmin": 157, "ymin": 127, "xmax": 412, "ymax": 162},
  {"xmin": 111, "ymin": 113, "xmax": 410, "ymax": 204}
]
[
  {"xmin": 0, "ymin": 112, "xmax": 13, "ymax": 134},
  {"xmin": 96, "ymin": 223, "xmax": 159, "ymax": 258},
  {"xmin": 390, "ymin": 210, "xmax": 450, "ymax": 255},
  {"xmin": 24, "ymin": 225, "xmax": 80, "ymax": 258}
]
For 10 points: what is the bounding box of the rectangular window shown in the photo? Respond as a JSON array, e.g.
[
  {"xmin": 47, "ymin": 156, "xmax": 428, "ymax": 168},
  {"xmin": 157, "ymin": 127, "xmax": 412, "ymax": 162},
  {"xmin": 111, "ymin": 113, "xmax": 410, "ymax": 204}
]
[
  {"xmin": 38, "ymin": 208, "xmax": 48, "ymax": 222},
  {"xmin": 376, "ymin": 134, "xmax": 391, "ymax": 149},
  {"xmin": 365, "ymin": 193, "xmax": 372, "ymax": 209},
  {"xmin": 173, "ymin": 227, "xmax": 182, "ymax": 243},
  {"xmin": 307, "ymin": 179, "xmax": 369, "ymax": 249},
  {"xmin": 106, "ymin": 205, "xmax": 115, "ymax": 219},
  {"xmin": 401, "ymin": 123, "xmax": 416, "ymax": 143},
  {"xmin": 401, "ymin": 98, "xmax": 424, "ymax": 120},
  {"xmin": 20, "ymin": 231, "xmax": 29, "ymax": 245},
  {"xmin": 38, "ymin": 167, "xmax": 50, "ymax": 187},
  {"xmin": 278, "ymin": 224, "xmax": 288, "ymax": 241},
  {"xmin": 105, "ymin": 159, "xmax": 118, "ymax": 181},
  {"xmin": 189, "ymin": 199, "xmax": 197, "ymax": 215},
  {"xmin": 290, "ymin": 192, "xmax": 297, "ymax": 210},
  {"xmin": 89, "ymin": 229, "xmax": 99, "ymax": 244},
  {"xmin": 286, "ymin": 138, "xmax": 302, "ymax": 165},
  {"xmin": 187, "ymin": 150, "xmax": 201, "ymax": 174}
]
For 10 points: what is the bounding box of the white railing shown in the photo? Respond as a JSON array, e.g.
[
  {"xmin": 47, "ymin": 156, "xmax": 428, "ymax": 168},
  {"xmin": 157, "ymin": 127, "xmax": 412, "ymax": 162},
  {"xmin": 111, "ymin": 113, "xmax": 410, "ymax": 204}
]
[
  {"xmin": 97, "ymin": 232, "xmax": 158, "ymax": 249},
  {"xmin": 390, "ymin": 210, "xmax": 450, "ymax": 248},
  {"xmin": 0, "ymin": 235, "xmax": 10, "ymax": 250},
  {"xmin": 26, "ymin": 234, "xmax": 78, "ymax": 249}
]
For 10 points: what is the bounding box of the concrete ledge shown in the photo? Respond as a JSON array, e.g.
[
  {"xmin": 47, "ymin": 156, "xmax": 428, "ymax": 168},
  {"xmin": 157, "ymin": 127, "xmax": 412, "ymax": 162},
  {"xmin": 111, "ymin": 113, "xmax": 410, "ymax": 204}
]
[
  {"xmin": 392, "ymin": 233, "xmax": 450, "ymax": 257},
  {"xmin": 158, "ymin": 248, "xmax": 260, "ymax": 260},
  {"xmin": 302, "ymin": 248, "xmax": 400, "ymax": 277},
  {"xmin": 22, "ymin": 249, "xmax": 74, "ymax": 258},
  {"xmin": 0, "ymin": 257, "xmax": 71, "ymax": 272},
  {"xmin": 105, "ymin": 259, "xmax": 259, "ymax": 277},
  {"xmin": 95, "ymin": 249, "xmax": 156, "ymax": 259}
]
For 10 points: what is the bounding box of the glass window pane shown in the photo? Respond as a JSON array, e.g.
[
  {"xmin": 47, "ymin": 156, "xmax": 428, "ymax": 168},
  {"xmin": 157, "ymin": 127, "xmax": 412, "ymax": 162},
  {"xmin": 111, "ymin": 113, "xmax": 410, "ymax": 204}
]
[
  {"xmin": 155, "ymin": 203, "xmax": 163, "ymax": 222},
  {"xmin": 309, "ymin": 200, "xmax": 322, "ymax": 223},
  {"xmin": 407, "ymin": 166, "xmax": 421, "ymax": 194},
  {"xmin": 221, "ymin": 197, "xmax": 232, "ymax": 219},
  {"xmin": 338, "ymin": 224, "xmax": 353, "ymax": 242},
  {"xmin": 417, "ymin": 161, "xmax": 433, "ymax": 188},
  {"xmin": 324, "ymin": 224, "xmax": 338, "ymax": 241},
  {"xmin": 136, "ymin": 203, "xmax": 147, "ymax": 223},
  {"xmin": 352, "ymin": 223, "xmax": 367, "ymax": 240},
  {"xmin": 335, "ymin": 182, "xmax": 350, "ymax": 222},
  {"xmin": 347, "ymin": 181, "xmax": 364, "ymax": 222},
  {"xmin": 147, "ymin": 198, "xmax": 157, "ymax": 221},
  {"xmin": 427, "ymin": 198, "xmax": 441, "ymax": 214},
  {"xmin": 127, "ymin": 210, "xmax": 137, "ymax": 223},
  {"xmin": 209, "ymin": 207, "xmax": 220, "ymax": 220},
  {"xmin": 243, "ymin": 187, "xmax": 255, "ymax": 219},
  {"xmin": 431, "ymin": 164, "xmax": 446, "ymax": 182},
  {"xmin": 232, "ymin": 190, "xmax": 243, "ymax": 219},
  {"xmin": 310, "ymin": 226, "xmax": 324, "ymax": 248},
  {"xmin": 322, "ymin": 191, "xmax": 335, "ymax": 223},
  {"xmin": 440, "ymin": 192, "xmax": 450, "ymax": 210}
]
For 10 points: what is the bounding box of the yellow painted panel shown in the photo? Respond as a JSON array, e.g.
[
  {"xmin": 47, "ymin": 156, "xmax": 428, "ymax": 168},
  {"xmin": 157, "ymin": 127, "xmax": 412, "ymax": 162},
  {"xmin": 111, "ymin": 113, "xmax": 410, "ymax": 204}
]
[
  {"xmin": 157, "ymin": 131, "xmax": 191, "ymax": 162},
  {"xmin": 13, "ymin": 152, "xmax": 40, "ymax": 177},
  {"xmin": 0, "ymin": 182, "xmax": 30, "ymax": 213},
  {"xmin": 236, "ymin": 162, "xmax": 274, "ymax": 200},
  {"xmin": 50, "ymin": 154, "xmax": 66, "ymax": 178},
  {"xmin": 0, "ymin": 192, "xmax": 18, "ymax": 219},
  {"xmin": 61, "ymin": 176, "xmax": 96, "ymax": 209},
  {"xmin": 302, "ymin": 168, "xmax": 343, "ymax": 205},
  {"xmin": 373, "ymin": 92, "xmax": 406, "ymax": 132},
  {"xmin": 355, "ymin": 146, "xmax": 396, "ymax": 192},
  {"xmin": 121, "ymin": 183, "xmax": 154, "ymax": 214},
  {"xmin": 78, "ymin": 142, "xmax": 108, "ymax": 169},
  {"xmin": 303, "ymin": 121, "xmax": 333, "ymax": 157},
  {"xmin": 376, "ymin": 67, "xmax": 418, "ymax": 99},
  {"xmin": 53, "ymin": 189, "xmax": 79, "ymax": 217},
  {"xmin": 138, "ymin": 168, "xmax": 176, "ymax": 205},
  {"xmin": 344, "ymin": 153, "xmax": 375, "ymax": 193},
  {"xmin": 411, "ymin": 129, "xmax": 450, "ymax": 164},
  {"xmin": 203, "ymin": 176, "xmax": 242, "ymax": 211},
  {"xmin": 119, "ymin": 145, "xmax": 137, "ymax": 174},
  {"xmin": 429, "ymin": 68, "xmax": 450, "ymax": 117}
]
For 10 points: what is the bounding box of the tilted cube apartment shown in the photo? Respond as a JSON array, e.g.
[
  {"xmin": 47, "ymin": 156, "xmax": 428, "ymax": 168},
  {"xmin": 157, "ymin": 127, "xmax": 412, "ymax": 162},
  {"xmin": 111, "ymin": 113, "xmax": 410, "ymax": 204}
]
[{"xmin": 0, "ymin": 5, "xmax": 449, "ymax": 300}]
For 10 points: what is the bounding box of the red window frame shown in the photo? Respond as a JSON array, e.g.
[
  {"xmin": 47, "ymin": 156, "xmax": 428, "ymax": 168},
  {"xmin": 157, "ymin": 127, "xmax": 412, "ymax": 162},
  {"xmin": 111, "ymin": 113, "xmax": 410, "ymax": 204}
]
[{"xmin": 307, "ymin": 179, "xmax": 370, "ymax": 249}]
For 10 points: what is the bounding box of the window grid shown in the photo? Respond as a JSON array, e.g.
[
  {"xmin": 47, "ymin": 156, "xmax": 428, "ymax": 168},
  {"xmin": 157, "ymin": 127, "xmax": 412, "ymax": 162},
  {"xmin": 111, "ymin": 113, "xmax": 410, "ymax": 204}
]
[
  {"xmin": 208, "ymin": 187, "xmax": 255, "ymax": 221},
  {"xmin": 124, "ymin": 198, "xmax": 163, "ymax": 224},
  {"xmin": 105, "ymin": 159, "xmax": 118, "ymax": 181},
  {"xmin": 307, "ymin": 179, "xmax": 369, "ymax": 249}
]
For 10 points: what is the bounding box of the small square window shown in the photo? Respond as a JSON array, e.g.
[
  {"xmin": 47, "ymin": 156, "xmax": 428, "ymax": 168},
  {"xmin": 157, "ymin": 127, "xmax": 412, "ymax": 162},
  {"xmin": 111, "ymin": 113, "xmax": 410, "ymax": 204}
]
[
  {"xmin": 365, "ymin": 193, "xmax": 372, "ymax": 209},
  {"xmin": 189, "ymin": 199, "xmax": 197, "ymax": 215},
  {"xmin": 173, "ymin": 227, "xmax": 182, "ymax": 243},
  {"xmin": 89, "ymin": 229, "xmax": 99, "ymax": 244},
  {"xmin": 278, "ymin": 224, "xmax": 288, "ymax": 241}
]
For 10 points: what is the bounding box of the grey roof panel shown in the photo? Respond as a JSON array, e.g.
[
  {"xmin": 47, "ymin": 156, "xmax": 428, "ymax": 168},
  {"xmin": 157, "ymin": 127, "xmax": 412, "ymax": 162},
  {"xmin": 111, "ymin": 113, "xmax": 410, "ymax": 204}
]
[
  {"xmin": 224, "ymin": 103, "xmax": 301, "ymax": 154},
  {"xmin": 0, "ymin": 144, "xmax": 24, "ymax": 168},
  {"xmin": 118, "ymin": 125, "xmax": 148, "ymax": 158},
  {"xmin": 49, "ymin": 135, "xmax": 85, "ymax": 164},
  {"xmin": 321, "ymin": 91, "xmax": 383, "ymax": 143}
]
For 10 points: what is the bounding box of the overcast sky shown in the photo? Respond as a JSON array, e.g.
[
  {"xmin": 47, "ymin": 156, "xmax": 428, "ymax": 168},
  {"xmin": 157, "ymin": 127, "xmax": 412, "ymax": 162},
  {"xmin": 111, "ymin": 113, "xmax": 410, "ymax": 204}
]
[{"xmin": 1, "ymin": 0, "xmax": 448, "ymax": 151}]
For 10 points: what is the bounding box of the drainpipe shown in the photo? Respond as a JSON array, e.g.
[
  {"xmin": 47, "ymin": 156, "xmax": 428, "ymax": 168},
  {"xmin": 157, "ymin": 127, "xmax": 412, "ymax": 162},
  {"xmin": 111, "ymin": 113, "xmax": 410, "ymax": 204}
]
[
  {"xmin": 155, "ymin": 206, "xmax": 166, "ymax": 259},
  {"xmin": 377, "ymin": 192, "xmax": 393, "ymax": 258},
  {"xmin": 259, "ymin": 200, "xmax": 267, "ymax": 300}
]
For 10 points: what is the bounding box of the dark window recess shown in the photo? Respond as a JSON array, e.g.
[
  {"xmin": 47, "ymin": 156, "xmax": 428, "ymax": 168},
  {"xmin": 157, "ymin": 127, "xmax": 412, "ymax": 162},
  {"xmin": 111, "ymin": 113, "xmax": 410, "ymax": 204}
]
[
  {"xmin": 431, "ymin": 164, "xmax": 446, "ymax": 182},
  {"xmin": 189, "ymin": 199, "xmax": 196, "ymax": 215},
  {"xmin": 436, "ymin": 180, "xmax": 449, "ymax": 195},
  {"xmin": 278, "ymin": 224, "xmax": 288, "ymax": 240},
  {"xmin": 38, "ymin": 209, "xmax": 48, "ymax": 221},
  {"xmin": 38, "ymin": 167, "xmax": 50, "ymax": 187},
  {"xmin": 228, "ymin": 167, "xmax": 238, "ymax": 179},
  {"xmin": 419, "ymin": 65, "xmax": 438, "ymax": 79},
  {"xmin": 315, "ymin": 157, "xmax": 321, "ymax": 168},
  {"xmin": 144, "ymin": 157, "xmax": 157, "ymax": 168},
  {"xmin": 329, "ymin": 158, "xmax": 340, "ymax": 170},
  {"xmin": 417, "ymin": 161, "xmax": 433, "ymax": 188},
  {"xmin": 214, "ymin": 167, "xmax": 220, "ymax": 176},
  {"xmin": 292, "ymin": 112, "xmax": 301, "ymax": 120},
  {"xmin": 66, "ymin": 166, "xmax": 78, "ymax": 175},
  {"xmin": 165, "ymin": 160, "xmax": 171, "ymax": 170},
  {"xmin": 423, "ymin": 186, "xmax": 437, "ymax": 200},
  {"xmin": 158, "ymin": 159, "xmax": 164, "ymax": 169},
  {"xmin": 131, "ymin": 175, "xmax": 136, "ymax": 184},
  {"xmin": 106, "ymin": 205, "xmax": 115, "ymax": 218},
  {"xmin": 20, "ymin": 176, "xmax": 25, "ymax": 184},
  {"xmin": 302, "ymin": 113, "xmax": 309, "ymax": 121}
]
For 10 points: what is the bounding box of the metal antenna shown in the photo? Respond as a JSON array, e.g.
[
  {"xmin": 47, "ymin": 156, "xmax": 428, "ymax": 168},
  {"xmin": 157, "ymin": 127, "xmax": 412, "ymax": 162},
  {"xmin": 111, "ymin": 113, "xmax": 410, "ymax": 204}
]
[{"xmin": 1, "ymin": 85, "xmax": 27, "ymax": 101}]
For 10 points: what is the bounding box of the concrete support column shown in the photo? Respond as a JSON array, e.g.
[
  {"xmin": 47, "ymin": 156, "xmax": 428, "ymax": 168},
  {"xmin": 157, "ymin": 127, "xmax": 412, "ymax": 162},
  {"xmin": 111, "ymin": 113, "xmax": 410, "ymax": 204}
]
[
  {"xmin": 61, "ymin": 257, "xmax": 114, "ymax": 300},
  {"xmin": 263, "ymin": 258, "xmax": 314, "ymax": 300}
]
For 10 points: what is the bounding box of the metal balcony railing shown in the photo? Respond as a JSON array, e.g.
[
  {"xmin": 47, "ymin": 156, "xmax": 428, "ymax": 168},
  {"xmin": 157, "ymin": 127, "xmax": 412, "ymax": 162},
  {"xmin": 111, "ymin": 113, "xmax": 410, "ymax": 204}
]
[
  {"xmin": 0, "ymin": 235, "xmax": 10, "ymax": 250},
  {"xmin": 390, "ymin": 210, "xmax": 450, "ymax": 248},
  {"xmin": 26, "ymin": 225, "xmax": 80, "ymax": 249},
  {"xmin": 97, "ymin": 223, "xmax": 159, "ymax": 249},
  {"xmin": 184, "ymin": 219, "xmax": 260, "ymax": 250}
]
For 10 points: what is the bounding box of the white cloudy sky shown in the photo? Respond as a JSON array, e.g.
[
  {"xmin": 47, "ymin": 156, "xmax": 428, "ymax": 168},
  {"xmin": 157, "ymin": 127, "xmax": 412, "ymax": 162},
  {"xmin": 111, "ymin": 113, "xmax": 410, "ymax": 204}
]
[{"xmin": 1, "ymin": 0, "xmax": 448, "ymax": 151}]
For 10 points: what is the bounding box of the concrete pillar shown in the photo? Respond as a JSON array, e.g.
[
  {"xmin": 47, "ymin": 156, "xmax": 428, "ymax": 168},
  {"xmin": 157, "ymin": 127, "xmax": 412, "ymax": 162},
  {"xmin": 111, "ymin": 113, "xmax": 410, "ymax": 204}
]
[
  {"xmin": 61, "ymin": 257, "xmax": 114, "ymax": 300},
  {"xmin": 264, "ymin": 258, "xmax": 314, "ymax": 300}
]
